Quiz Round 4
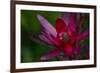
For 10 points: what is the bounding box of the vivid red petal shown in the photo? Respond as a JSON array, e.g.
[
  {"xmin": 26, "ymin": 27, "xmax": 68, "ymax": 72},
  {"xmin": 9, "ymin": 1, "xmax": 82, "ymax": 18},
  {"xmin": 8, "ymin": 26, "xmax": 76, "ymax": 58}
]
[
  {"xmin": 64, "ymin": 44, "xmax": 73, "ymax": 57},
  {"xmin": 56, "ymin": 19, "xmax": 67, "ymax": 33}
]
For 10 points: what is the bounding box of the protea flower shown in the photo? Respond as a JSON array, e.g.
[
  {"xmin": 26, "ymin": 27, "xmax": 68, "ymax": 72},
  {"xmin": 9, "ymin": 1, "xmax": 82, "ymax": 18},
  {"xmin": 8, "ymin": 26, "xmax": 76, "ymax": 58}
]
[{"xmin": 36, "ymin": 13, "xmax": 89, "ymax": 61}]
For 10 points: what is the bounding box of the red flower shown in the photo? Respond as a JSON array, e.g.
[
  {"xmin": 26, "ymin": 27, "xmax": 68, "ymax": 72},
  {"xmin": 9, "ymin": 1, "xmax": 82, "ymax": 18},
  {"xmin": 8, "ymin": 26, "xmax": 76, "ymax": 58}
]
[{"xmin": 37, "ymin": 13, "xmax": 89, "ymax": 60}]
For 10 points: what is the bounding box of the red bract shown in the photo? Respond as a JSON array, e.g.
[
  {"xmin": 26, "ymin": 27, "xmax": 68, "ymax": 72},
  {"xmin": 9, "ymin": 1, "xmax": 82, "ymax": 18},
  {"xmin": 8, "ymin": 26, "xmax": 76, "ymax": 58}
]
[{"xmin": 37, "ymin": 13, "xmax": 89, "ymax": 60}]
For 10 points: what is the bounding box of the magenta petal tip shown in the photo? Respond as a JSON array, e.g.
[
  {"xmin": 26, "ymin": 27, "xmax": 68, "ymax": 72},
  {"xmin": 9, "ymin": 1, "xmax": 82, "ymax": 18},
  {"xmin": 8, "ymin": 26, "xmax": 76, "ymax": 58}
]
[{"xmin": 37, "ymin": 14, "xmax": 57, "ymax": 37}]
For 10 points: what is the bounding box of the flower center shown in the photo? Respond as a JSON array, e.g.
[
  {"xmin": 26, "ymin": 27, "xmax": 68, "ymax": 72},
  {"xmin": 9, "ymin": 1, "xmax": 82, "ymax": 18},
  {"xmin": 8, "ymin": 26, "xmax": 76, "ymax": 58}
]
[{"xmin": 59, "ymin": 32, "xmax": 69, "ymax": 42}]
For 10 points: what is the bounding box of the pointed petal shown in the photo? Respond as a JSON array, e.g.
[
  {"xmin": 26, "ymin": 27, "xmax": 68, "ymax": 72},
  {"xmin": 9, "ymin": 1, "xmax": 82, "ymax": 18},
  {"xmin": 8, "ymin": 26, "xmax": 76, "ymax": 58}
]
[
  {"xmin": 61, "ymin": 13, "xmax": 78, "ymax": 38},
  {"xmin": 30, "ymin": 35, "xmax": 54, "ymax": 48},
  {"xmin": 46, "ymin": 34, "xmax": 60, "ymax": 46},
  {"xmin": 40, "ymin": 49, "xmax": 61, "ymax": 60},
  {"xmin": 41, "ymin": 30, "xmax": 60, "ymax": 46},
  {"xmin": 39, "ymin": 34, "xmax": 53, "ymax": 45},
  {"xmin": 64, "ymin": 44, "xmax": 73, "ymax": 57},
  {"xmin": 56, "ymin": 18, "xmax": 67, "ymax": 32},
  {"xmin": 77, "ymin": 30, "xmax": 89, "ymax": 41},
  {"xmin": 61, "ymin": 12, "xmax": 70, "ymax": 26},
  {"xmin": 68, "ymin": 13, "xmax": 76, "ymax": 33},
  {"xmin": 37, "ymin": 15, "xmax": 57, "ymax": 37}
]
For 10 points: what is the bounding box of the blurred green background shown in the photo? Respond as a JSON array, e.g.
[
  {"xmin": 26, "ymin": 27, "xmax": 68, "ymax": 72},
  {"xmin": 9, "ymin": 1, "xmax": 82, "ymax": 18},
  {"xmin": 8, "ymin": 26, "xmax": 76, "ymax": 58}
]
[{"xmin": 21, "ymin": 10, "xmax": 89, "ymax": 63}]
